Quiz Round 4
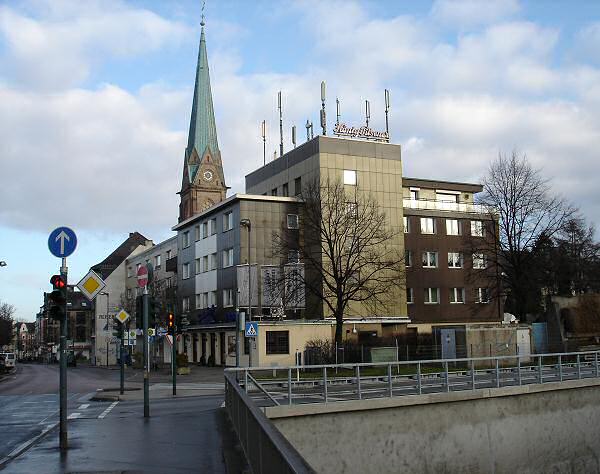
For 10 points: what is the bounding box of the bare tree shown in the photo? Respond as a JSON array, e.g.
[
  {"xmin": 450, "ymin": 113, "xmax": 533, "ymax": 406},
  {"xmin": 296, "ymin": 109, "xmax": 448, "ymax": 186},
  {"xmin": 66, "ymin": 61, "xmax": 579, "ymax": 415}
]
[
  {"xmin": 0, "ymin": 301, "xmax": 16, "ymax": 347},
  {"xmin": 476, "ymin": 151, "xmax": 575, "ymax": 320},
  {"xmin": 274, "ymin": 178, "xmax": 405, "ymax": 345}
]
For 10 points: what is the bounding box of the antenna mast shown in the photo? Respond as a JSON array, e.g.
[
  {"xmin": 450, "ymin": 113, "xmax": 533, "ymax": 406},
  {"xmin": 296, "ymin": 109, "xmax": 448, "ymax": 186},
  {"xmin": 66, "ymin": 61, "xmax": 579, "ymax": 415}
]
[
  {"xmin": 320, "ymin": 81, "xmax": 327, "ymax": 135},
  {"xmin": 261, "ymin": 120, "xmax": 266, "ymax": 166},
  {"xmin": 365, "ymin": 100, "xmax": 370, "ymax": 128},
  {"xmin": 278, "ymin": 91, "xmax": 284, "ymax": 157},
  {"xmin": 384, "ymin": 89, "xmax": 390, "ymax": 139},
  {"xmin": 292, "ymin": 126, "xmax": 297, "ymax": 148},
  {"xmin": 336, "ymin": 97, "xmax": 340, "ymax": 125}
]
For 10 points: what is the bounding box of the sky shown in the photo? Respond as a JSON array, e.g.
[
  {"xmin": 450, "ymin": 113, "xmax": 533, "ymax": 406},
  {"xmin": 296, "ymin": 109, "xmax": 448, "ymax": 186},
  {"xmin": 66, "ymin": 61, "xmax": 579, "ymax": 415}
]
[{"xmin": 1, "ymin": 0, "xmax": 600, "ymax": 322}]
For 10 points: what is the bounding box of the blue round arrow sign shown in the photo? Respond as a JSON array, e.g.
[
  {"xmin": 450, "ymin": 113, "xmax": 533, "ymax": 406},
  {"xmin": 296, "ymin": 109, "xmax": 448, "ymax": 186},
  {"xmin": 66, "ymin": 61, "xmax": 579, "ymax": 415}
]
[{"xmin": 48, "ymin": 226, "xmax": 77, "ymax": 258}]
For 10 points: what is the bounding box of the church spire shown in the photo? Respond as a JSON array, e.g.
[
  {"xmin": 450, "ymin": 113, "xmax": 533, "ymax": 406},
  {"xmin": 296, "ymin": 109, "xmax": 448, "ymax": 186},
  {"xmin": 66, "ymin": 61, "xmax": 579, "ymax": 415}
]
[
  {"xmin": 186, "ymin": 20, "xmax": 220, "ymax": 173},
  {"xmin": 179, "ymin": 17, "xmax": 228, "ymax": 223}
]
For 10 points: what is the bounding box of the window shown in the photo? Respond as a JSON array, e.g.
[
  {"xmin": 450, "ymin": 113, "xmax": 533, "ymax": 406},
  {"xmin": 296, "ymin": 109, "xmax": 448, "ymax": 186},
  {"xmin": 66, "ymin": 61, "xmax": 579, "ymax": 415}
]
[
  {"xmin": 223, "ymin": 212, "xmax": 233, "ymax": 232},
  {"xmin": 155, "ymin": 255, "xmax": 161, "ymax": 268},
  {"xmin": 195, "ymin": 225, "xmax": 200, "ymax": 241},
  {"xmin": 343, "ymin": 169, "xmax": 357, "ymax": 185},
  {"xmin": 223, "ymin": 248, "xmax": 234, "ymax": 268},
  {"xmin": 182, "ymin": 297, "xmax": 190, "ymax": 312},
  {"xmin": 195, "ymin": 294, "xmax": 201, "ymax": 309},
  {"xmin": 282, "ymin": 183, "xmax": 289, "ymax": 197},
  {"xmin": 475, "ymin": 288, "xmax": 489, "ymax": 303},
  {"xmin": 436, "ymin": 192, "xmax": 458, "ymax": 203},
  {"xmin": 472, "ymin": 253, "xmax": 487, "ymax": 269},
  {"xmin": 287, "ymin": 214, "xmax": 299, "ymax": 229},
  {"xmin": 446, "ymin": 219, "xmax": 460, "ymax": 236},
  {"xmin": 202, "ymin": 255, "xmax": 209, "ymax": 273},
  {"xmin": 201, "ymin": 293, "xmax": 208, "ymax": 309},
  {"xmin": 410, "ymin": 189, "xmax": 419, "ymax": 200},
  {"xmin": 448, "ymin": 252, "xmax": 463, "ymax": 268},
  {"xmin": 294, "ymin": 177, "xmax": 302, "ymax": 196},
  {"xmin": 126, "ymin": 289, "xmax": 132, "ymax": 299},
  {"xmin": 288, "ymin": 249, "xmax": 300, "ymax": 264},
  {"xmin": 183, "ymin": 231, "xmax": 190, "ymax": 248},
  {"xmin": 450, "ymin": 288, "xmax": 465, "ymax": 304},
  {"xmin": 266, "ymin": 331, "xmax": 290, "ymax": 354},
  {"xmin": 195, "ymin": 258, "xmax": 201, "ymax": 274},
  {"xmin": 403, "ymin": 216, "xmax": 410, "ymax": 233},
  {"xmin": 346, "ymin": 201, "xmax": 358, "ymax": 218},
  {"xmin": 210, "ymin": 218, "xmax": 217, "ymax": 235},
  {"xmin": 127, "ymin": 266, "xmax": 133, "ymax": 278},
  {"xmin": 471, "ymin": 220, "xmax": 484, "ymax": 237},
  {"xmin": 223, "ymin": 289, "xmax": 234, "ymax": 307},
  {"xmin": 210, "ymin": 253, "xmax": 217, "ymax": 270},
  {"xmin": 405, "ymin": 250, "xmax": 412, "ymax": 267},
  {"xmin": 422, "ymin": 251, "xmax": 438, "ymax": 268},
  {"xmin": 209, "ymin": 291, "xmax": 217, "ymax": 307},
  {"xmin": 166, "ymin": 250, "xmax": 172, "ymax": 260},
  {"xmin": 271, "ymin": 188, "xmax": 278, "ymax": 196},
  {"xmin": 202, "ymin": 222, "xmax": 208, "ymax": 238},
  {"xmin": 420, "ymin": 217, "xmax": 435, "ymax": 234},
  {"xmin": 182, "ymin": 263, "xmax": 190, "ymax": 279},
  {"xmin": 424, "ymin": 288, "xmax": 439, "ymax": 304},
  {"xmin": 406, "ymin": 288, "xmax": 414, "ymax": 304}
]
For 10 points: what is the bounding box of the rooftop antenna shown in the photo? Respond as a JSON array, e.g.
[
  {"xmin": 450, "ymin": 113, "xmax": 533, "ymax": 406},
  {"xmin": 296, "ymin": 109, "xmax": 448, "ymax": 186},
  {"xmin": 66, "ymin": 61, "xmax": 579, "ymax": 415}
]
[
  {"xmin": 278, "ymin": 91, "xmax": 284, "ymax": 157},
  {"xmin": 384, "ymin": 89, "xmax": 390, "ymax": 139},
  {"xmin": 365, "ymin": 100, "xmax": 371, "ymax": 128},
  {"xmin": 310, "ymin": 121, "xmax": 314, "ymax": 139},
  {"xmin": 291, "ymin": 125, "xmax": 297, "ymax": 148},
  {"xmin": 261, "ymin": 120, "xmax": 266, "ymax": 166},
  {"xmin": 320, "ymin": 81, "xmax": 327, "ymax": 135},
  {"xmin": 336, "ymin": 97, "xmax": 340, "ymax": 125},
  {"xmin": 305, "ymin": 120, "xmax": 311, "ymax": 142}
]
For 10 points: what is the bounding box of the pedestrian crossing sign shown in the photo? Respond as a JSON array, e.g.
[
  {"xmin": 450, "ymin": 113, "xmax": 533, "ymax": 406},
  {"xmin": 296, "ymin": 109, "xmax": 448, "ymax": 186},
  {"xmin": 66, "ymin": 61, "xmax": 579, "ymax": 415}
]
[{"xmin": 245, "ymin": 322, "xmax": 258, "ymax": 338}]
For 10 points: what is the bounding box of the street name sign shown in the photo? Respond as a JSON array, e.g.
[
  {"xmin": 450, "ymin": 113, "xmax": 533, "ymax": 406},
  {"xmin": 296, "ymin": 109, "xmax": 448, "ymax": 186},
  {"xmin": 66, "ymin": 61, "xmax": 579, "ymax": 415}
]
[
  {"xmin": 48, "ymin": 227, "xmax": 77, "ymax": 258},
  {"xmin": 76, "ymin": 270, "xmax": 106, "ymax": 301},
  {"xmin": 245, "ymin": 322, "xmax": 258, "ymax": 337},
  {"xmin": 114, "ymin": 309, "xmax": 130, "ymax": 324},
  {"xmin": 137, "ymin": 265, "xmax": 148, "ymax": 288}
]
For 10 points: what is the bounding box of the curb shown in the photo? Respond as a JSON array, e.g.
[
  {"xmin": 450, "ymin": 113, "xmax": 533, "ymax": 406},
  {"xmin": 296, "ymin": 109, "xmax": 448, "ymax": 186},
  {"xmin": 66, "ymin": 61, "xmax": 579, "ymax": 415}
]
[{"xmin": 0, "ymin": 422, "xmax": 58, "ymax": 469}]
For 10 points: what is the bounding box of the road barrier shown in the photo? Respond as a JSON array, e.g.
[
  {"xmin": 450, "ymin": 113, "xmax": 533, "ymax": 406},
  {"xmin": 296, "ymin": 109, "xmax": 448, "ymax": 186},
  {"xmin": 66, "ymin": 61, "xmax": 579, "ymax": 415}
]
[
  {"xmin": 226, "ymin": 350, "xmax": 600, "ymax": 407},
  {"xmin": 224, "ymin": 370, "xmax": 316, "ymax": 474}
]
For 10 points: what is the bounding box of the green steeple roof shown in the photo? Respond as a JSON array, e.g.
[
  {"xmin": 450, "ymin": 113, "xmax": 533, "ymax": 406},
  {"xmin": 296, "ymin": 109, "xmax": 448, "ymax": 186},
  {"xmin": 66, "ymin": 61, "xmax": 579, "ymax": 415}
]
[{"xmin": 185, "ymin": 23, "xmax": 221, "ymax": 182}]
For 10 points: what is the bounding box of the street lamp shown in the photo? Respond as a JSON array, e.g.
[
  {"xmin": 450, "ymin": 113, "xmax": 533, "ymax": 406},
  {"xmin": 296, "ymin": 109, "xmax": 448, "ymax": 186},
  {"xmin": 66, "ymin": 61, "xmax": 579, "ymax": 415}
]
[
  {"xmin": 99, "ymin": 291, "xmax": 110, "ymax": 367},
  {"xmin": 240, "ymin": 218, "xmax": 253, "ymax": 368}
]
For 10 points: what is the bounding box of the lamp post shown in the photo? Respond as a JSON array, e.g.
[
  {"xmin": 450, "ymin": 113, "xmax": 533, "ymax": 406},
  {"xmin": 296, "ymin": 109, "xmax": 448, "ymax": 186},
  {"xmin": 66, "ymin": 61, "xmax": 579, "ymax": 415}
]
[
  {"xmin": 99, "ymin": 292, "xmax": 110, "ymax": 367},
  {"xmin": 240, "ymin": 219, "xmax": 252, "ymax": 367}
]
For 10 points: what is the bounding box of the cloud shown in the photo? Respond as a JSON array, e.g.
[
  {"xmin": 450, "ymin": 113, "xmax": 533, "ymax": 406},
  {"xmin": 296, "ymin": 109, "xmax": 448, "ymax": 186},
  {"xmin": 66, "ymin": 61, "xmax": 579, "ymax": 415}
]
[
  {"xmin": 430, "ymin": 0, "xmax": 521, "ymax": 28},
  {"xmin": 574, "ymin": 22, "xmax": 600, "ymax": 66},
  {"xmin": 0, "ymin": 1, "xmax": 190, "ymax": 91}
]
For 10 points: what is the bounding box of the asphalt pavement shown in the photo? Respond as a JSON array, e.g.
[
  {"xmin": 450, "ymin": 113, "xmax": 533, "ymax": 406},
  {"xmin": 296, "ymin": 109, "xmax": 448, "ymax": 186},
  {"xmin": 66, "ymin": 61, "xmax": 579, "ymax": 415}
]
[{"xmin": 0, "ymin": 363, "xmax": 246, "ymax": 473}]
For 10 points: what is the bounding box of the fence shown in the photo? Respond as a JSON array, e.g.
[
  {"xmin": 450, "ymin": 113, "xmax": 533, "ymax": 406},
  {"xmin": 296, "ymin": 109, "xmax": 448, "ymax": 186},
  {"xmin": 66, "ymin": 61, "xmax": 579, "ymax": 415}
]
[
  {"xmin": 226, "ymin": 350, "xmax": 600, "ymax": 407},
  {"xmin": 224, "ymin": 370, "xmax": 316, "ymax": 474}
]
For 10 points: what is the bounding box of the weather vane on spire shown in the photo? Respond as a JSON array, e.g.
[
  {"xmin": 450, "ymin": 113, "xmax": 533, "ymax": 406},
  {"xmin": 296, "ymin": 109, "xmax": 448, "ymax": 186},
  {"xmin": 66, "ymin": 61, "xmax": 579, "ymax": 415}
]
[{"xmin": 201, "ymin": 0, "xmax": 206, "ymax": 27}]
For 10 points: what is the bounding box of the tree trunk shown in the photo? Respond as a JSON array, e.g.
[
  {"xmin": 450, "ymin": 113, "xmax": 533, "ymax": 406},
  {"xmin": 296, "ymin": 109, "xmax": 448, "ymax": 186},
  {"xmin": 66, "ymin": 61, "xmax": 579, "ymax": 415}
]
[{"xmin": 334, "ymin": 306, "xmax": 344, "ymax": 347}]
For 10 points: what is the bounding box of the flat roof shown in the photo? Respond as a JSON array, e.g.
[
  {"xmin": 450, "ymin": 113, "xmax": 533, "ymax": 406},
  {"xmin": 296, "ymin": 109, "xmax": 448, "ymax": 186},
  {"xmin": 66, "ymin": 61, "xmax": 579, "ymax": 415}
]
[{"xmin": 402, "ymin": 177, "xmax": 483, "ymax": 193}]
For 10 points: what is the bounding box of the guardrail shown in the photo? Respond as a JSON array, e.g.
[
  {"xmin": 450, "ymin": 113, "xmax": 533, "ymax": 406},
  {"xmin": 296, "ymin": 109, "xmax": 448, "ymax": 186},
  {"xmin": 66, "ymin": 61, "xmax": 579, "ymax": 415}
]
[
  {"xmin": 226, "ymin": 351, "xmax": 600, "ymax": 407},
  {"xmin": 403, "ymin": 198, "xmax": 493, "ymax": 214},
  {"xmin": 224, "ymin": 371, "xmax": 316, "ymax": 473}
]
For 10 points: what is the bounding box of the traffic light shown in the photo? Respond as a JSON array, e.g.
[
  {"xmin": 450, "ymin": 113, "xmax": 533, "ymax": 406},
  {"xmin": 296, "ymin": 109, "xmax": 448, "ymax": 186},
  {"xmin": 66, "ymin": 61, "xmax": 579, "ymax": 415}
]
[
  {"xmin": 48, "ymin": 275, "xmax": 66, "ymax": 321},
  {"xmin": 167, "ymin": 313, "xmax": 175, "ymax": 334}
]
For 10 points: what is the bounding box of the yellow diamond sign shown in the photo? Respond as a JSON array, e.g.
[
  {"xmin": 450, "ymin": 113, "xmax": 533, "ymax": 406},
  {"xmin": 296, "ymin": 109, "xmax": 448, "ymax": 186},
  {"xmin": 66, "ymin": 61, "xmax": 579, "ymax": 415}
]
[
  {"xmin": 76, "ymin": 270, "xmax": 106, "ymax": 301},
  {"xmin": 114, "ymin": 309, "xmax": 130, "ymax": 324}
]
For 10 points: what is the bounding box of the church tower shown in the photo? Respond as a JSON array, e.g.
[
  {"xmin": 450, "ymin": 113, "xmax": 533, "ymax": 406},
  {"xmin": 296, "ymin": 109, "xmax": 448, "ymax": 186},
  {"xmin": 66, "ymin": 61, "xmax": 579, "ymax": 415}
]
[{"xmin": 178, "ymin": 18, "xmax": 227, "ymax": 223}]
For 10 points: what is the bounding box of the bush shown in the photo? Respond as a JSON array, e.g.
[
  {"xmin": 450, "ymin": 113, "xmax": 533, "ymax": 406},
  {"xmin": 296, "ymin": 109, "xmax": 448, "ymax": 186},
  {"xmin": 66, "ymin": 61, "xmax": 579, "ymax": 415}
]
[{"xmin": 176, "ymin": 353, "xmax": 189, "ymax": 368}]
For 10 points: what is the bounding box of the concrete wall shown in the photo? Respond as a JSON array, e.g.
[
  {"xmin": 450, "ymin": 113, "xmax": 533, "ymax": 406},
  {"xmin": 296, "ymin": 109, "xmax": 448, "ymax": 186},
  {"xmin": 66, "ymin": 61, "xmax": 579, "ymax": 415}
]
[{"xmin": 268, "ymin": 379, "xmax": 600, "ymax": 474}]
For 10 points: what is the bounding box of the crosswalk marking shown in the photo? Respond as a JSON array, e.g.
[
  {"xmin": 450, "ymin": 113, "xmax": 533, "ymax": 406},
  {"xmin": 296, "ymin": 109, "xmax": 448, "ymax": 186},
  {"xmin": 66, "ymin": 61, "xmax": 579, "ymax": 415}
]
[
  {"xmin": 67, "ymin": 412, "xmax": 81, "ymax": 420},
  {"xmin": 78, "ymin": 404, "xmax": 89, "ymax": 410},
  {"xmin": 98, "ymin": 401, "xmax": 118, "ymax": 419}
]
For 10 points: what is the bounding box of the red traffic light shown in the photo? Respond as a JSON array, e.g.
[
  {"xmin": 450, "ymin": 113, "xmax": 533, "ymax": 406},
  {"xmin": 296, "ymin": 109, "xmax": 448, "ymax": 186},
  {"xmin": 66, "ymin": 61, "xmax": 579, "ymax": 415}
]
[{"xmin": 50, "ymin": 274, "xmax": 66, "ymax": 290}]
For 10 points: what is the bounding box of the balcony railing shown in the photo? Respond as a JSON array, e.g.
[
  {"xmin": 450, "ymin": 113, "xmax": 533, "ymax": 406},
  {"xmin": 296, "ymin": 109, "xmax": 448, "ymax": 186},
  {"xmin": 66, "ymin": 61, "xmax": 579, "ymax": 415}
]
[{"xmin": 403, "ymin": 199, "xmax": 492, "ymax": 214}]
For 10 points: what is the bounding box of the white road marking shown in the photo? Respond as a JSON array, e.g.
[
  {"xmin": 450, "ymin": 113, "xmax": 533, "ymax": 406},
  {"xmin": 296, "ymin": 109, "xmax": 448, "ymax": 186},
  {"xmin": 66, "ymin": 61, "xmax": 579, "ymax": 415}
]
[
  {"xmin": 98, "ymin": 401, "xmax": 118, "ymax": 419},
  {"xmin": 67, "ymin": 412, "xmax": 81, "ymax": 420},
  {"xmin": 0, "ymin": 422, "xmax": 58, "ymax": 468},
  {"xmin": 78, "ymin": 404, "xmax": 89, "ymax": 410}
]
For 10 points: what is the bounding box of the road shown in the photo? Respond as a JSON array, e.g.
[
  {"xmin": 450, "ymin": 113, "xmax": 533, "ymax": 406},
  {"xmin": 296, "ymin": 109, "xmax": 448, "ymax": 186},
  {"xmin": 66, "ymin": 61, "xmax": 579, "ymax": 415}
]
[{"xmin": 0, "ymin": 363, "xmax": 245, "ymax": 473}]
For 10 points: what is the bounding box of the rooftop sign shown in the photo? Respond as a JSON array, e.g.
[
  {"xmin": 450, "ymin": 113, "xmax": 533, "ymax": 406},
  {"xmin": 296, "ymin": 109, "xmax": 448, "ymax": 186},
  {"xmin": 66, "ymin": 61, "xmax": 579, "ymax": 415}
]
[{"xmin": 333, "ymin": 123, "xmax": 389, "ymax": 143}]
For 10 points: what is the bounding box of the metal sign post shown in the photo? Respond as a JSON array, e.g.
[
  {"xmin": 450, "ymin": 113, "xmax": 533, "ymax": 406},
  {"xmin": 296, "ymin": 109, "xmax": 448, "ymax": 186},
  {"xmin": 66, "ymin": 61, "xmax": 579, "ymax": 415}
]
[
  {"xmin": 114, "ymin": 310, "xmax": 130, "ymax": 396},
  {"xmin": 137, "ymin": 265, "xmax": 149, "ymax": 418},
  {"xmin": 48, "ymin": 226, "xmax": 77, "ymax": 452}
]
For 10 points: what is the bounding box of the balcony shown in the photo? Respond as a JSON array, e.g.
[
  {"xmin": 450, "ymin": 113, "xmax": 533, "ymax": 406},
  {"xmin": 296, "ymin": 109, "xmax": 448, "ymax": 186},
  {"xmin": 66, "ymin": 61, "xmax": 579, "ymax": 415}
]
[{"xmin": 403, "ymin": 199, "xmax": 492, "ymax": 214}]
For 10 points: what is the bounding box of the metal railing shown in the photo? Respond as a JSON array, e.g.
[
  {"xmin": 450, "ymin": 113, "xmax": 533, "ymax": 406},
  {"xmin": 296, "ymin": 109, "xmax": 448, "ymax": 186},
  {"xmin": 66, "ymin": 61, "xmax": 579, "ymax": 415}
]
[
  {"xmin": 226, "ymin": 351, "xmax": 600, "ymax": 407},
  {"xmin": 403, "ymin": 198, "xmax": 492, "ymax": 214},
  {"xmin": 224, "ymin": 371, "xmax": 316, "ymax": 473}
]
